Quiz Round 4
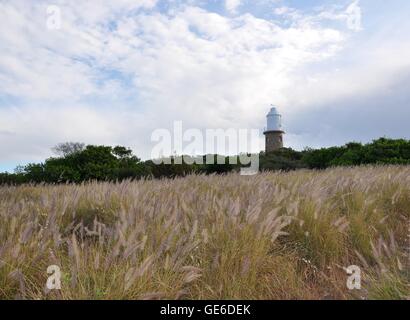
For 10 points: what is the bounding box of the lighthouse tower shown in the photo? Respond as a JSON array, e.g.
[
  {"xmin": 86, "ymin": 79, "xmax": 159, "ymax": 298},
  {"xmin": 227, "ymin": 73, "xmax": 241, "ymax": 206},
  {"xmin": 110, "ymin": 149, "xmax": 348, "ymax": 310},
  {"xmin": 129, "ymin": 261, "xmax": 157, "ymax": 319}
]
[{"xmin": 264, "ymin": 105, "xmax": 284, "ymax": 153}]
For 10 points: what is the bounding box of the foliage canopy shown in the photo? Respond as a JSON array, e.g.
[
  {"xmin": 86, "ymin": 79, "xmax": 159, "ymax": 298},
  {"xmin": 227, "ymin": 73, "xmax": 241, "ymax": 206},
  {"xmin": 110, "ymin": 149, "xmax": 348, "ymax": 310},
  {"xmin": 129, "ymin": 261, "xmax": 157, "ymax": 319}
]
[{"xmin": 1, "ymin": 137, "xmax": 409, "ymax": 184}]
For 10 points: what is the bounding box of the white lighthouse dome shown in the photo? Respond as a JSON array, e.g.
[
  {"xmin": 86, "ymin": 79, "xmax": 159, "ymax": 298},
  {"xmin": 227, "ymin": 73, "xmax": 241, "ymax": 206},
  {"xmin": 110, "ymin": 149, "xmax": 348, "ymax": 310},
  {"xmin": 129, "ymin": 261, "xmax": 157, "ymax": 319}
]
[{"xmin": 266, "ymin": 105, "xmax": 282, "ymax": 131}]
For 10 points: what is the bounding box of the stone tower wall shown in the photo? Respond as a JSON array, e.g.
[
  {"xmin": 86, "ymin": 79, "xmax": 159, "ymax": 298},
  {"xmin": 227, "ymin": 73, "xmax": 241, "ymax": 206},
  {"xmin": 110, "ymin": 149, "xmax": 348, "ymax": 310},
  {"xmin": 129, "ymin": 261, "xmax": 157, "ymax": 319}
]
[{"xmin": 265, "ymin": 131, "xmax": 283, "ymax": 153}]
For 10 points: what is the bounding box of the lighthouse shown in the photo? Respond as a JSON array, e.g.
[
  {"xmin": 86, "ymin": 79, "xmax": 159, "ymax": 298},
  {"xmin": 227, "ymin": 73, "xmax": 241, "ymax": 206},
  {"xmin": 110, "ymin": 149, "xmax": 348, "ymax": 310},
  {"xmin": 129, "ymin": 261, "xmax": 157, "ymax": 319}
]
[{"xmin": 264, "ymin": 105, "xmax": 284, "ymax": 153}]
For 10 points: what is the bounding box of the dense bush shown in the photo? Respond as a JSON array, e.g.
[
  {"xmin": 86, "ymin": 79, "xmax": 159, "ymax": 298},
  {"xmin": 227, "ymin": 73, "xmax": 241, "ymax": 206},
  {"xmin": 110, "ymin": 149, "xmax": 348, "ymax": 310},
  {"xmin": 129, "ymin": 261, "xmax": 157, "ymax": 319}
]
[
  {"xmin": 1, "ymin": 138, "xmax": 410, "ymax": 184},
  {"xmin": 302, "ymin": 138, "xmax": 410, "ymax": 169},
  {"xmin": 1, "ymin": 145, "xmax": 150, "ymax": 184},
  {"xmin": 259, "ymin": 148, "xmax": 305, "ymax": 171}
]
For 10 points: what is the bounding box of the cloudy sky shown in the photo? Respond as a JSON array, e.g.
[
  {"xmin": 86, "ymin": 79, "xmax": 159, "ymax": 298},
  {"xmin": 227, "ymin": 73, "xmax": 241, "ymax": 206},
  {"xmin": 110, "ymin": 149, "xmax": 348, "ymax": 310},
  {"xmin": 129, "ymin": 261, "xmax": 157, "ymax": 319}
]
[{"xmin": 1, "ymin": 0, "xmax": 409, "ymax": 172}]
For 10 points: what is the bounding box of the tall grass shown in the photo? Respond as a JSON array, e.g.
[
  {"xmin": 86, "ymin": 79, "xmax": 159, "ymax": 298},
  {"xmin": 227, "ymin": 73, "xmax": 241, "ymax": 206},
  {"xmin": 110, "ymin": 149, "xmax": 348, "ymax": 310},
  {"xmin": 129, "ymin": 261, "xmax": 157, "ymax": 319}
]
[{"xmin": 0, "ymin": 165, "xmax": 409, "ymax": 299}]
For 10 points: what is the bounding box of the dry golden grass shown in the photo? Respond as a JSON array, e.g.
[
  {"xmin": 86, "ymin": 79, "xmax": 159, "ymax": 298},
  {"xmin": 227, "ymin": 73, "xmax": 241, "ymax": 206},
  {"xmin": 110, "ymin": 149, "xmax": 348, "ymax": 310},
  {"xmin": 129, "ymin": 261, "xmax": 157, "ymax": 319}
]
[{"xmin": 0, "ymin": 165, "xmax": 409, "ymax": 300}]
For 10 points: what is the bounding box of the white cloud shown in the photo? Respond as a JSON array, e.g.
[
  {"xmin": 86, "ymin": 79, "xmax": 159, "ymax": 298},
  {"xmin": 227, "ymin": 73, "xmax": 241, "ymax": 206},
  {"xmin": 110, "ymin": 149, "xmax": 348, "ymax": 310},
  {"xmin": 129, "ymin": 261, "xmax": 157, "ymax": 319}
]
[
  {"xmin": 0, "ymin": 104, "xmax": 150, "ymax": 165},
  {"xmin": 274, "ymin": 6, "xmax": 291, "ymax": 15},
  {"xmin": 0, "ymin": 0, "xmax": 409, "ymax": 168},
  {"xmin": 225, "ymin": 0, "xmax": 242, "ymax": 14}
]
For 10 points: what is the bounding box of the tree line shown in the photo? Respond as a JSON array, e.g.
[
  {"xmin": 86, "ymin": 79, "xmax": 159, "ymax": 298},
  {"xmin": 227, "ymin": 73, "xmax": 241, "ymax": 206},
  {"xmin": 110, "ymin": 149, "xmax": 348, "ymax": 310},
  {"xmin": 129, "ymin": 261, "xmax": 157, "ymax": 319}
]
[{"xmin": 1, "ymin": 138, "xmax": 409, "ymax": 185}]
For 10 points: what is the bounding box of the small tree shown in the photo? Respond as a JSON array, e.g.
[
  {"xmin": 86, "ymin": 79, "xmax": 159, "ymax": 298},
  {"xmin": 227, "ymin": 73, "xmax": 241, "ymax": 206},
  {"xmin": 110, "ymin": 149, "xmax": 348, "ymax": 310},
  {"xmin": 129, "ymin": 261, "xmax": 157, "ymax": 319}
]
[
  {"xmin": 52, "ymin": 142, "xmax": 85, "ymax": 157},
  {"xmin": 112, "ymin": 146, "xmax": 133, "ymax": 159}
]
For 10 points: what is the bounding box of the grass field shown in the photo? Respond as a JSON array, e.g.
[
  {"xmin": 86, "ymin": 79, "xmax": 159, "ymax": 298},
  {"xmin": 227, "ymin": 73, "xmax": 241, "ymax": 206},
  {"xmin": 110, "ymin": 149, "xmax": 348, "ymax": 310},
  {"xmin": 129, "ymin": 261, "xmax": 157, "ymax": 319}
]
[{"xmin": 0, "ymin": 166, "xmax": 409, "ymax": 300}]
